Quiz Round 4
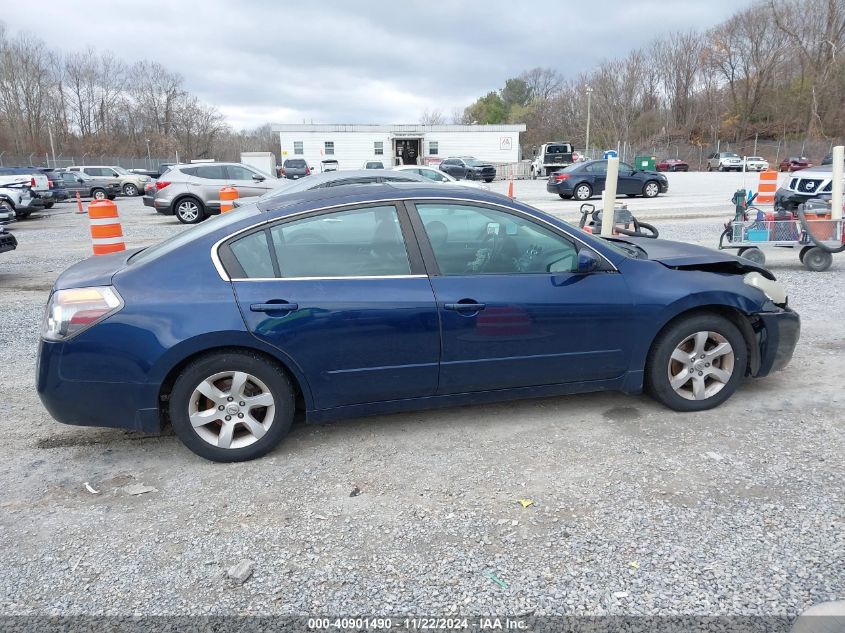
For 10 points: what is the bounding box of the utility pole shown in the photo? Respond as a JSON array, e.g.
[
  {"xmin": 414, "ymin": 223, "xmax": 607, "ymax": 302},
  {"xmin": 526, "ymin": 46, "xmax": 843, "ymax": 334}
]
[
  {"xmin": 145, "ymin": 139, "xmax": 152, "ymax": 169},
  {"xmin": 48, "ymin": 123, "xmax": 57, "ymax": 168},
  {"xmin": 585, "ymin": 86, "xmax": 593, "ymax": 159}
]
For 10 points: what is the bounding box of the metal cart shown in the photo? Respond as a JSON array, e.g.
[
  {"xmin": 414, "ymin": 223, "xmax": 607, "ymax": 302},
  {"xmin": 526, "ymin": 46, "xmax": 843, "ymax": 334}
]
[{"xmin": 719, "ymin": 209, "xmax": 843, "ymax": 271}]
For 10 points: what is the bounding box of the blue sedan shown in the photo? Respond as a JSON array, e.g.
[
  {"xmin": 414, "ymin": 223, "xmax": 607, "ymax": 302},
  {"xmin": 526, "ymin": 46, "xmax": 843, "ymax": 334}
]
[{"xmin": 37, "ymin": 183, "xmax": 799, "ymax": 461}]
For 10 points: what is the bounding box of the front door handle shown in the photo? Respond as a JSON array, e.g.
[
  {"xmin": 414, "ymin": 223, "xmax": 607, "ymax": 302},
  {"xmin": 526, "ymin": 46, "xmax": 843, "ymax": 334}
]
[
  {"xmin": 444, "ymin": 302, "xmax": 486, "ymax": 312},
  {"xmin": 250, "ymin": 302, "xmax": 299, "ymax": 313}
]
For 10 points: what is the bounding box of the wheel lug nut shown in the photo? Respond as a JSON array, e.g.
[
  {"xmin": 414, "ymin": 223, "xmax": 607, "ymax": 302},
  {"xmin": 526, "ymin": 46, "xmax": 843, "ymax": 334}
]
[
  {"xmin": 239, "ymin": 401, "xmax": 245, "ymax": 406},
  {"xmin": 227, "ymin": 396, "xmax": 234, "ymax": 402},
  {"xmin": 225, "ymin": 415, "xmax": 231, "ymax": 421},
  {"xmin": 218, "ymin": 405, "xmax": 224, "ymax": 411},
  {"xmin": 705, "ymin": 363, "xmax": 710, "ymax": 367},
  {"xmin": 700, "ymin": 355, "xmax": 705, "ymax": 359},
  {"xmin": 238, "ymin": 413, "xmax": 244, "ymax": 418},
  {"xmin": 698, "ymin": 371, "xmax": 703, "ymax": 376}
]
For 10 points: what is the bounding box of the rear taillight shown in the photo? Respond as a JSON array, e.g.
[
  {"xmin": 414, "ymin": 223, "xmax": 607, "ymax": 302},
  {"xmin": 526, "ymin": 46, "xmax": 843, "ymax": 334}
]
[
  {"xmin": 305, "ymin": 167, "xmax": 310, "ymax": 175},
  {"xmin": 279, "ymin": 168, "xmax": 285, "ymax": 176},
  {"xmin": 155, "ymin": 181, "xmax": 170, "ymax": 190},
  {"xmin": 48, "ymin": 180, "xmax": 53, "ymax": 187},
  {"xmin": 42, "ymin": 286, "xmax": 123, "ymax": 341},
  {"xmin": 31, "ymin": 177, "xmax": 36, "ymax": 187},
  {"xmin": 554, "ymin": 174, "xmax": 569, "ymax": 182}
]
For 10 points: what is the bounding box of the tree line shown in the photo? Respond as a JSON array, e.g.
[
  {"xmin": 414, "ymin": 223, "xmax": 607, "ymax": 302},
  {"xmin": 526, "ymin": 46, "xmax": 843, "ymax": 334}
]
[{"xmin": 453, "ymin": 0, "xmax": 845, "ymax": 159}]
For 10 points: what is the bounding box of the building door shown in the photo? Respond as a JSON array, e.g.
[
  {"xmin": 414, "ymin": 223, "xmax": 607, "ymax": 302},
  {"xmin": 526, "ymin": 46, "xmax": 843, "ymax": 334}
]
[{"xmin": 394, "ymin": 139, "xmax": 421, "ymax": 166}]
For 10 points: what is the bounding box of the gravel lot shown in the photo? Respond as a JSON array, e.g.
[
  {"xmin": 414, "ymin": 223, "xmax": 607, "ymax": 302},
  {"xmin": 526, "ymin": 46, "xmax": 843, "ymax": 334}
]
[{"xmin": 0, "ymin": 179, "xmax": 842, "ymax": 621}]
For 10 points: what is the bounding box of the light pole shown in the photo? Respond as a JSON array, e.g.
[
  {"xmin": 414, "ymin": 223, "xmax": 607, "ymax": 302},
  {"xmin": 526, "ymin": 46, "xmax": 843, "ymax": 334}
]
[
  {"xmin": 585, "ymin": 86, "xmax": 593, "ymax": 159},
  {"xmin": 145, "ymin": 139, "xmax": 151, "ymax": 169}
]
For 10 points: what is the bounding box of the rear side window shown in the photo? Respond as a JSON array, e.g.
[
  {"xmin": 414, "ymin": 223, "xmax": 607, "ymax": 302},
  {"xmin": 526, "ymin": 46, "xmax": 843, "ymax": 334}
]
[
  {"xmin": 229, "ymin": 231, "xmax": 274, "ymax": 278},
  {"xmin": 194, "ymin": 165, "xmax": 227, "ymax": 180}
]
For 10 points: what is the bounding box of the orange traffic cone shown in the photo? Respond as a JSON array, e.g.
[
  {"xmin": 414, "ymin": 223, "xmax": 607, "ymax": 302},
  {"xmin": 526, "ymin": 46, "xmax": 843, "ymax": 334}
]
[
  {"xmin": 507, "ymin": 177, "xmax": 514, "ymax": 199},
  {"xmin": 75, "ymin": 191, "xmax": 85, "ymax": 214},
  {"xmin": 220, "ymin": 186, "xmax": 238, "ymax": 213},
  {"xmin": 87, "ymin": 199, "xmax": 125, "ymax": 256}
]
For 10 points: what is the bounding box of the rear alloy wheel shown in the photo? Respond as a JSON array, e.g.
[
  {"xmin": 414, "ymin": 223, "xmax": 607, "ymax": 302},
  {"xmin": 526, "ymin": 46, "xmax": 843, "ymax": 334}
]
[
  {"xmin": 738, "ymin": 247, "xmax": 766, "ymax": 265},
  {"xmin": 175, "ymin": 198, "xmax": 204, "ymax": 224},
  {"xmin": 123, "ymin": 183, "xmax": 138, "ymax": 196},
  {"xmin": 647, "ymin": 314, "xmax": 747, "ymax": 412},
  {"xmin": 169, "ymin": 351, "xmax": 295, "ymax": 462},
  {"xmin": 573, "ymin": 183, "xmax": 593, "ymax": 201},
  {"xmin": 642, "ymin": 181, "xmax": 660, "ymax": 198},
  {"xmin": 802, "ymin": 246, "xmax": 833, "ymax": 272},
  {"xmin": 92, "ymin": 188, "xmax": 107, "ymax": 200}
]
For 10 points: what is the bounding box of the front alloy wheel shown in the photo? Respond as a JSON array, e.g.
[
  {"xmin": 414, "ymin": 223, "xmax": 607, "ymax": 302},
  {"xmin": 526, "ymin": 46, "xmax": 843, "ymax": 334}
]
[
  {"xmin": 647, "ymin": 314, "xmax": 747, "ymax": 412},
  {"xmin": 643, "ymin": 181, "xmax": 660, "ymax": 198},
  {"xmin": 123, "ymin": 184, "xmax": 138, "ymax": 196}
]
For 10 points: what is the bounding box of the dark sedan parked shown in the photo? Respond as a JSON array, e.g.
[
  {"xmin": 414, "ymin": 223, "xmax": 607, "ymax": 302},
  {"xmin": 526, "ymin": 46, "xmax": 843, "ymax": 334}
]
[
  {"xmin": 439, "ymin": 157, "xmax": 496, "ymax": 182},
  {"xmin": 656, "ymin": 158, "xmax": 689, "ymax": 172},
  {"xmin": 547, "ymin": 160, "xmax": 669, "ymax": 201},
  {"xmin": 38, "ymin": 183, "xmax": 797, "ymax": 462},
  {"xmin": 57, "ymin": 171, "xmax": 120, "ymax": 200}
]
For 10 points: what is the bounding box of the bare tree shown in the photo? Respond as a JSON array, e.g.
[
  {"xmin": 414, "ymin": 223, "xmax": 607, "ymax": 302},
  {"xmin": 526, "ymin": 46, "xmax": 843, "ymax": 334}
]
[
  {"xmin": 519, "ymin": 67, "xmax": 564, "ymax": 101},
  {"xmin": 419, "ymin": 108, "xmax": 446, "ymax": 125}
]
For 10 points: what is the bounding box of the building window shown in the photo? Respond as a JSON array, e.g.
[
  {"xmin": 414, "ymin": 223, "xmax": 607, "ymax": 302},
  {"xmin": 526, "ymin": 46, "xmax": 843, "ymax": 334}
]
[
  {"xmin": 428, "ymin": 141, "xmax": 439, "ymax": 155},
  {"xmin": 324, "ymin": 141, "xmax": 335, "ymax": 155},
  {"xmin": 293, "ymin": 141, "xmax": 303, "ymax": 155},
  {"xmin": 374, "ymin": 141, "xmax": 384, "ymax": 156}
]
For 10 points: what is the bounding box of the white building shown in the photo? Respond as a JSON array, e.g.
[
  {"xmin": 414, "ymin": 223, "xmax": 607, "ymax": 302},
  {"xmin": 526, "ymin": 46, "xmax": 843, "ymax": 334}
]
[{"xmin": 272, "ymin": 123, "xmax": 526, "ymax": 171}]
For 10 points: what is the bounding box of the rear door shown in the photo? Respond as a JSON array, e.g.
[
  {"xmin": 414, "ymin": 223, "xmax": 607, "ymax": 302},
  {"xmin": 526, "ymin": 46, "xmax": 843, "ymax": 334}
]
[
  {"xmin": 409, "ymin": 201, "xmax": 635, "ymax": 393},
  {"xmin": 186, "ymin": 164, "xmax": 228, "ymax": 210},
  {"xmin": 585, "ymin": 161, "xmax": 607, "ymax": 195},
  {"xmin": 223, "ymin": 203, "xmax": 440, "ymax": 410}
]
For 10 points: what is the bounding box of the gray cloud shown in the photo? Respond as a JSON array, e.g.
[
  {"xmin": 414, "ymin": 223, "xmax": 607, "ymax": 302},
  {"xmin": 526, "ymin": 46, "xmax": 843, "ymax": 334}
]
[{"xmin": 3, "ymin": 0, "xmax": 756, "ymax": 128}]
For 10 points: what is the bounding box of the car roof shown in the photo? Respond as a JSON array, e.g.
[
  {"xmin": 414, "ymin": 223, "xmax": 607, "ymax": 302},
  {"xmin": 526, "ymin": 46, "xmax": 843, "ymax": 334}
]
[{"xmin": 256, "ymin": 181, "xmax": 511, "ymax": 216}]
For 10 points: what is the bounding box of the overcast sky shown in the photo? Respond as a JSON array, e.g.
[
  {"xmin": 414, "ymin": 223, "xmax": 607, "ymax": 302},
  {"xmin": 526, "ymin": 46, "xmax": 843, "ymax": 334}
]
[{"xmin": 4, "ymin": 0, "xmax": 756, "ymax": 130}]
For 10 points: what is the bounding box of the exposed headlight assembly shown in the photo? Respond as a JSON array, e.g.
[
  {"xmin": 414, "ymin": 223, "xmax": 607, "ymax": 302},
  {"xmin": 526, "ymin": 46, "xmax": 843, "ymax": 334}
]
[
  {"xmin": 743, "ymin": 272, "xmax": 787, "ymax": 305},
  {"xmin": 42, "ymin": 286, "xmax": 123, "ymax": 341}
]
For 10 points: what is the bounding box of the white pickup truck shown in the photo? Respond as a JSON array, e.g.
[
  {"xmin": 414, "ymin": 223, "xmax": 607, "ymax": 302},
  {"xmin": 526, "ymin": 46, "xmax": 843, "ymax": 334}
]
[
  {"xmin": 0, "ymin": 168, "xmax": 49, "ymax": 219},
  {"xmin": 530, "ymin": 142, "xmax": 575, "ymax": 178}
]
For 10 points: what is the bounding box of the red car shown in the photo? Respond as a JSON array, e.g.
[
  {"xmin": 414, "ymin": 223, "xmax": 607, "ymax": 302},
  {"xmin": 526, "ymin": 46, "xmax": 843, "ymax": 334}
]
[
  {"xmin": 779, "ymin": 156, "xmax": 812, "ymax": 172},
  {"xmin": 656, "ymin": 158, "xmax": 689, "ymax": 172}
]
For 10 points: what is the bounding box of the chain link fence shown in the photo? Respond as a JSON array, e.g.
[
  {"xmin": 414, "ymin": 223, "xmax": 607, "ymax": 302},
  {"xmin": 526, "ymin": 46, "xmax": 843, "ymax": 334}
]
[{"xmin": 0, "ymin": 153, "xmax": 178, "ymax": 170}]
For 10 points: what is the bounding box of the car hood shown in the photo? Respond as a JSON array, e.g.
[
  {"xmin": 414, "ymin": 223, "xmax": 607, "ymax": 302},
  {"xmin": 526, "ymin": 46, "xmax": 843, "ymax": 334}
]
[
  {"xmin": 612, "ymin": 237, "xmax": 775, "ymax": 279},
  {"xmin": 53, "ymin": 248, "xmax": 142, "ymax": 291}
]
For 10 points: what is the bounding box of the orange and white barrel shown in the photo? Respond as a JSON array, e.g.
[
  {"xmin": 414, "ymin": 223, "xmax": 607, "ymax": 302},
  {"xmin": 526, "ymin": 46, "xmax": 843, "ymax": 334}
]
[
  {"xmin": 220, "ymin": 186, "xmax": 238, "ymax": 213},
  {"xmin": 87, "ymin": 199, "xmax": 125, "ymax": 256},
  {"xmin": 757, "ymin": 170, "xmax": 778, "ymax": 205}
]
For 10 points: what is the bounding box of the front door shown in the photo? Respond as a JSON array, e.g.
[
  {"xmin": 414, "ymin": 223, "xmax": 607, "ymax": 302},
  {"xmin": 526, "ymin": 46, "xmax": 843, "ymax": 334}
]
[
  {"xmin": 617, "ymin": 162, "xmax": 641, "ymax": 195},
  {"xmin": 226, "ymin": 164, "xmax": 274, "ymax": 197},
  {"xmin": 411, "ymin": 201, "xmax": 635, "ymax": 393},
  {"xmin": 224, "ymin": 203, "xmax": 440, "ymax": 410}
]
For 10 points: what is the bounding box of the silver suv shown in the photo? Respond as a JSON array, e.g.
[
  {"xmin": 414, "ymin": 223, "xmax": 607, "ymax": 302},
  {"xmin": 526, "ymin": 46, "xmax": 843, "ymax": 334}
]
[
  {"xmin": 706, "ymin": 152, "xmax": 743, "ymax": 172},
  {"xmin": 149, "ymin": 162, "xmax": 286, "ymax": 223},
  {"xmin": 66, "ymin": 165, "xmax": 150, "ymax": 196}
]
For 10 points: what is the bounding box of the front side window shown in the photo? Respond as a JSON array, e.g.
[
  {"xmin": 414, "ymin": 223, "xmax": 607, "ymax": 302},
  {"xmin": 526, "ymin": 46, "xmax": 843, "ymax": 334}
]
[
  {"xmin": 293, "ymin": 141, "xmax": 303, "ymax": 155},
  {"xmin": 374, "ymin": 141, "xmax": 384, "ymax": 156},
  {"xmin": 268, "ymin": 205, "xmax": 411, "ymax": 278},
  {"xmin": 227, "ymin": 165, "xmax": 259, "ymax": 180},
  {"xmin": 324, "ymin": 141, "xmax": 335, "ymax": 155},
  {"xmin": 416, "ymin": 204, "xmax": 578, "ymax": 275},
  {"xmin": 420, "ymin": 168, "xmax": 448, "ymax": 182},
  {"xmin": 429, "ymin": 141, "xmax": 439, "ymax": 155}
]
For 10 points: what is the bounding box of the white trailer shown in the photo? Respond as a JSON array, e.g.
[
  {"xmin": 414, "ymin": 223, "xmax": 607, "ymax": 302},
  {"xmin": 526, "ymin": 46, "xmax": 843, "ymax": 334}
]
[{"xmin": 240, "ymin": 152, "xmax": 277, "ymax": 176}]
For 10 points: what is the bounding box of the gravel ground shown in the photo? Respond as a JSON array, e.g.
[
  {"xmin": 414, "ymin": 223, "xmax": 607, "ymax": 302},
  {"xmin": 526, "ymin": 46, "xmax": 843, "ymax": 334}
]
[{"xmin": 0, "ymin": 189, "xmax": 842, "ymax": 621}]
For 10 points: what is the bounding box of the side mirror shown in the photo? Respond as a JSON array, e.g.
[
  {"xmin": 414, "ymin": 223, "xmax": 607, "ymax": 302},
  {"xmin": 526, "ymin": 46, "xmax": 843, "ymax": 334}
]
[
  {"xmin": 77, "ymin": 178, "xmax": 84, "ymax": 183},
  {"xmin": 576, "ymin": 248, "xmax": 601, "ymax": 274},
  {"xmin": 252, "ymin": 174, "xmax": 265, "ymax": 181}
]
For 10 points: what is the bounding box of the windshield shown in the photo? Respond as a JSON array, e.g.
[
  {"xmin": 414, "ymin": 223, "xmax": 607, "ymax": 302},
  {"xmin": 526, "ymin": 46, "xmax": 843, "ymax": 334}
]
[
  {"xmin": 129, "ymin": 205, "xmax": 261, "ymax": 265},
  {"xmin": 725, "ymin": 153, "xmax": 740, "ymax": 158},
  {"xmin": 465, "ymin": 159, "xmax": 486, "ymax": 167},
  {"xmin": 112, "ymin": 166, "xmax": 130, "ymax": 175}
]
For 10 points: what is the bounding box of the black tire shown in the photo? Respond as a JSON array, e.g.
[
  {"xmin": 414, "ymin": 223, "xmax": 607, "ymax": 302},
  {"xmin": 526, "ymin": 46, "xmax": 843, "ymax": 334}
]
[
  {"xmin": 558, "ymin": 193, "xmax": 572, "ymax": 199},
  {"xmin": 169, "ymin": 350, "xmax": 295, "ymax": 462},
  {"xmin": 16, "ymin": 210, "xmax": 31, "ymax": 219},
  {"xmin": 719, "ymin": 165, "xmax": 726, "ymax": 172},
  {"xmin": 626, "ymin": 193, "xmax": 637, "ymax": 198},
  {"xmin": 91, "ymin": 188, "xmax": 107, "ymax": 200},
  {"xmin": 464, "ymin": 171, "xmax": 474, "ymax": 181},
  {"xmin": 174, "ymin": 197, "xmax": 205, "ymax": 224},
  {"xmin": 484, "ymin": 177, "xmax": 494, "ymax": 183},
  {"xmin": 646, "ymin": 313, "xmax": 748, "ymax": 412},
  {"xmin": 642, "ymin": 180, "xmax": 660, "ymax": 198},
  {"xmin": 798, "ymin": 245, "xmax": 813, "ymax": 262},
  {"xmin": 707, "ymin": 164, "xmax": 712, "ymax": 172},
  {"xmin": 802, "ymin": 247, "xmax": 833, "ymax": 272},
  {"xmin": 122, "ymin": 183, "xmax": 138, "ymax": 196},
  {"xmin": 738, "ymin": 247, "xmax": 766, "ymax": 265},
  {"xmin": 107, "ymin": 195, "xmax": 116, "ymax": 201},
  {"xmin": 531, "ymin": 170, "xmax": 538, "ymax": 180},
  {"xmin": 44, "ymin": 201, "xmax": 54, "ymax": 209},
  {"xmin": 573, "ymin": 182, "xmax": 593, "ymax": 201}
]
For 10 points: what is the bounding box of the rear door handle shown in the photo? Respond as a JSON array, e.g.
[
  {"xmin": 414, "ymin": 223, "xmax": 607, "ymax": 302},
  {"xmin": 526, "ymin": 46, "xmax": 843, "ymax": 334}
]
[
  {"xmin": 250, "ymin": 302, "xmax": 299, "ymax": 313},
  {"xmin": 444, "ymin": 302, "xmax": 486, "ymax": 312}
]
